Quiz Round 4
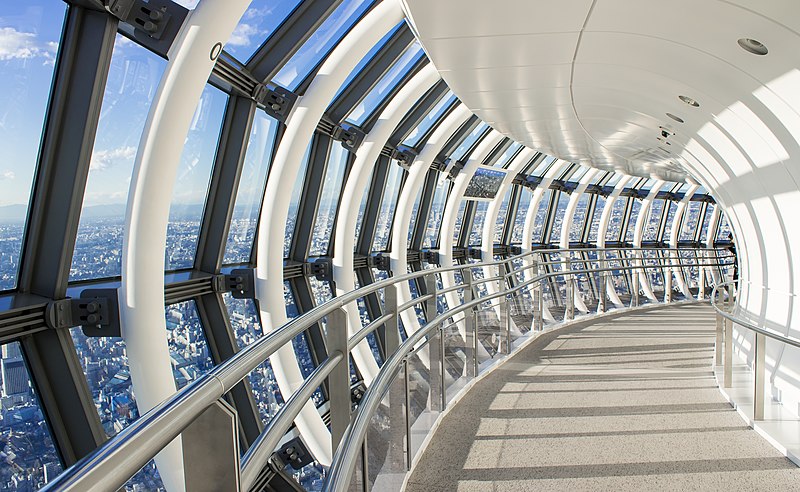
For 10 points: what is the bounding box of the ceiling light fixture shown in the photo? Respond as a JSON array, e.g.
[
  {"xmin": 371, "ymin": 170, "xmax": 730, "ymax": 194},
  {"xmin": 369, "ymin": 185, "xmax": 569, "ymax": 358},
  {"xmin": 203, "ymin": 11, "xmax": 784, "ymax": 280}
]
[
  {"xmin": 738, "ymin": 38, "xmax": 768, "ymax": 55},
  {"xmin": 679, "ymin": 95, "xmax": 699, "ymax": 107},
  {"xmin": 666, "ymin": 113, "xmax": 684, "ymax": 123}
]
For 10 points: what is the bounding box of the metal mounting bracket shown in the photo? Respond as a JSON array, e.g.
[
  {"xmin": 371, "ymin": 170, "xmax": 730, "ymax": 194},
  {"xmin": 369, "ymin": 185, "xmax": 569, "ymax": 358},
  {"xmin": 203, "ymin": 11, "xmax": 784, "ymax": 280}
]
[
  {"xmin": 332, "ymin": 123, "xmax": 366, "ymax": 152},
  {"xmin": 253, "ymin": 83, "xmax": 297, "ymax": 122},
  {"xmin": 214, "ymin": 269, "xmax": 256, "ymax": 299},
  {"xmin": 46, "ymin": 288, "xmax": 121, "ymax": 337}
]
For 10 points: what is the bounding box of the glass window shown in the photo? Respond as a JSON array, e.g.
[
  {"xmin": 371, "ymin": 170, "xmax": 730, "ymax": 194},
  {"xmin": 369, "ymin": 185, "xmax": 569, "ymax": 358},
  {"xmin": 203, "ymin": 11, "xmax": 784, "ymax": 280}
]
[
  {"xmin": 423, "ymin": 174, "xmax": 448, "ymax": 248},
  {"xmin": 570, "ymin": 193, "xmax": 591, "ymax": 242},
  {"xmin": 70, "ymin": 330, "xmax": 164, "ymax": 488},
  {"xmin": 0, "ymin": 342, "xmax": 63, "ymax": 488},
  {"xmin": 587, "ymin": 195, "xmax": 606, "ymax": 243},
  {"xmin": 451, "ymin": 200, "xmax": 468, "ymax": 245},
  {"xmin": 223, "ymin": 294, "xmax": 285, "ymax": 426},
  {"xmin": 285, "ymin": 144, "xmax": 312, "ymax": 258},
  {"xmin": 511, "ymin": 187, "xmax": 532, "ymax": 244},
  {"xmin": 225, "ymin": 0, "xmax": 304, "ymax": 62},
  {"xmin": 284, "ymin": 283, "xmax": 324, "ymax": 408},
  {"xmin": 716, "ymin": 212, "xmax": 732, "ymax": 241},
  {"xmin": 450, "ymin": 122, "xmax": 488, "ymax": 162},
  {"xmin": 352, "ymin": 274, "xmax": 385, "ymax": 366},
  {"xmin": 407, "ymin": 185, "xmax": 423, "ymax": 244},
  {"xmin": 165, "ymin": 85, "xmax": 228, "ymax": 271},
  {"xmin": 371, "ymin": 161, "xmax": 404, "ymax": 251},
  {"xmin": 604, "ymin": 173, "xmax": 624, "ymax": 188},
  {"xmin": 71, "ymin": 36, "xmax": 166, "ymax": 281},
  {"xmin": 662, "ymin": 201, "xmax": 678, "ymax": 241},
  {"xmin": 469, "ymin": 201, "xmax": 489, "ymax": 246},
  {"xmin": 402, "ymin": 92, "xmax": 456, "ymax": 148},
  {"xmin": 624, "ymin": 199, "xmax": 642, "ymax": 242},
  {"xmin": 566, "ymin": 165, "xmax": 588, "ymax": 183},
  {"xmin": 700, "ymin": 203, "xmax": 715, "ymax": 242},
  {"xmin": 605, "ymin": 197, "xmax": 628, "ymax": 242},
  {"xmin": 494, "ymin": 187, "xmax": 512, "ymax": 243},
  {"xmin": 0, "ymin": 1, "xmax": 65, "ymax": 291},
  {"xmin": 643, "ymin": 199, "xmax": 664, "ymax": 241},
  {"xmin": 346, "ymin": 42, "xmax": 424, "ymax": 126},
  {"xmin": 224, "ymin": 111, "xmax": 279, "ymax": 264},
  {"xmin": 548, "ymin": 191, "xmax": 569, "ymax": 243},
  {"xmin": 310, "ymin": 144, "xmax": 349, "ymax": 256},
  {"xmin": 271, "ymin": 0, "xmax": 372, "ymax": 90},
  {"xmin": 531, "ymin": 155, "xmax": 556, "ymax": 177},
  {"xmin": 680, "ymin": 201, "xmax": 702, "ymax": 241},
  {"xmin": 165, "ymin": 300, "xmax": 214, "ymax": 389},
  {"xmin": 531, "ymin": 189, "xmax": 552, "ymax": 244},
  {"xmin": 353, "ymin": 167, "xmax": 374, "ymax": 244},
  {"xmin": 495, "ymin": 142, "xmax": 523, "ymax": 168}
]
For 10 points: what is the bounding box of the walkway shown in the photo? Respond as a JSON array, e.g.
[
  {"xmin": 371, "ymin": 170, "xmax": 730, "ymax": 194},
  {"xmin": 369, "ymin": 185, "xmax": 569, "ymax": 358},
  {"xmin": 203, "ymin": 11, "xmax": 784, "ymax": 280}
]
[{"xmin": 406, "ymin": 304, "xmax": 800, "ymax": 491}]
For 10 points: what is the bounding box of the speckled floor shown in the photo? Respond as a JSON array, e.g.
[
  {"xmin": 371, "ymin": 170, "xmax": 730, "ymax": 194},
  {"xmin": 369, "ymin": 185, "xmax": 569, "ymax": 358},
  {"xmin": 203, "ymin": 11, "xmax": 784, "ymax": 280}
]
[{"xmin": 405, "ymin": 304, "xmax": 800, "ymax": 491}]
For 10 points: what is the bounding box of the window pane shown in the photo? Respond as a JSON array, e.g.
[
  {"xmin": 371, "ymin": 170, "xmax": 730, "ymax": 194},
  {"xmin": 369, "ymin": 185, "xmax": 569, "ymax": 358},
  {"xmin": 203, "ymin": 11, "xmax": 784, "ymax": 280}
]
[
  {"xmin": 494, "ymin": 187, "xmax": 512, "ymax": 243},
  {"xmin": 605, "ymin": 198, "xmax": 628, "ymax": 242},
  {"xmin": 700, "ymin": 203, "xmax": 715, "ymax": 242},
  {"xmin": 71, "ymin": 36, "xmax": 166, "ymax": 281},
  {"xmin": 570, "ymin": 193, "xmax": 591, "ymax": 242},
  {"xmin": 451, "ymin": 200, "xmax": 467, "ymax": 245},
  {"xmin": 716, "ymin": 212, "xmax": 731, "ymax": 241},
  {"xmin": 450, "ymin": 122, "xmax": 488, "ymax": 162},
  {"xmin": 371, "ymin": 161, "xmax": 404, "ymax": 251},
  {"xmin": 346, "ymin": 42, "xmax": 424, "ymax": 126},
  {"xmin": 225, "ymin": 0, "xmax": 304, "ymax": 62},
  {"xmin": 224, "ymin": 111, "xmax": 278, "ymax": 264},
  {"xmin": 0, "ymin": 1, "xmax": 65, "ymax": 290},
  {"xmin": 531, "ymin": 189, "xmax": 552, "ymax": 244},
  {"xmin": 165, "ymin": 85, "xmax": 227, "ymax": 271},
  {"xmin": 353, "ymin": 167, "xmax": 374, "ymax": 243},
  {"xmin": 0, "ymin": 342, "xmax": 63, "ymax": 488},
  {"xmin": 224, "ymin": 294, "xmax": 285, "ymax": 425},
  {"xmin": 511, "ymin": 187, "xmax": 532, "ymax": 244},
  {"xmin": 625, "ymin": 199, "xmax": 641, "ymax": 243},
  {"xmin": 587, "ymin": 195, "xmax": 606, "ymax": 243},
  {"xmin": 284, "ymin": 282, "xmax": 324, "ymax": 408},
  {"xmin": 495, "ymin": 142, "xmax": 523, "ymax": 168},
  {"xmin": 285, "ymin": 144, "xmax": 312, "ymax": 258},
  {"xmin": 166, "ymin": 300, "xmax": 214, "ymax": 389},
  {"xmin": 680, "ymin": 201, "xmax": 702, "ymax": 241},
  {"xmin": 407, "ymin": 185, "xmax": 423, "ymax": 244},
  {"xmin": 310, "ymin": 144, "xmax": 349, "ymax": 256},
  {"xmin": 548, "ymin": 191, "xmax": 569, "ymax": 243},
  {"xmin": 643, "ymin": 199, "xmax": 665, "ymax": 241},
  {"xmin": 423, "ymin": 175, "xmax": 448, "ymax": 248},
  {"xmin": 402, "ymin": 92, "xmax": 456, "ymax": 148},
  {"xmin": 469, "ymin": 201, "xmax": 489, "ymax": 246},
  {"xmin": 662, "ymin": 201, "xmax": 678, "ymax": 241},
  {"xmin": 271, "ymin": 0, "xmax": 372, "ymax": 90}
]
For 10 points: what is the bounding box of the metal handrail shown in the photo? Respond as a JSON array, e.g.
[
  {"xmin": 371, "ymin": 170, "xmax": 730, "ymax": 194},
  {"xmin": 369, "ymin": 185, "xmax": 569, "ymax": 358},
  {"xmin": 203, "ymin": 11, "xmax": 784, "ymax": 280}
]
[
  {"xmin": 42, "ymin": 247, "xmax": 732, "ymax": 491},
  {"xmin": 324, "ymin": 257, "xmax": 732, "ymax": 490},
  {"xmin": 710, "ymin": 280, "xmax": 800, "ymax": 350}
]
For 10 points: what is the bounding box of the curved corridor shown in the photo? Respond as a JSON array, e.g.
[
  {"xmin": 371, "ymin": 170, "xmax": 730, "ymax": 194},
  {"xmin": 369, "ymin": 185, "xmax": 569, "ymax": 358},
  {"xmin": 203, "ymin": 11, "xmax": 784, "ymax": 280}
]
[{"xmin": 406, "ymin": 304, "xmax": 800, "ymax": 491}]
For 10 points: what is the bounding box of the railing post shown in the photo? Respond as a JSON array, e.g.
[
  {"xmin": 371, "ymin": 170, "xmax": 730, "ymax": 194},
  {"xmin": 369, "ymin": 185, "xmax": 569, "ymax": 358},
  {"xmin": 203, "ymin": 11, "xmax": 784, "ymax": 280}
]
[
  {"xmin": 534, "ymin": 279, "xmax": 543, "ymax": 331},
  {"xmin": 754, "ymin": 332, "xmax": 766, "ymax": 421},
  {"xmin": 404, "ymin": 357, "xmax": 412, "ymax": 470},
  {"xmin": 715, "ymin": 313, "xmax": 723, "ymax": 367},
  {"xmin": 384, "ymin": 284, "xmax": 400, "ymax": 354},
  {"xmin": 565, "ymin": 276, "xmax": 575, "ymax": 321},
  {"xmin": 503, "ymin": 296, "xmax": 511, "ymax": 354},
  {"xmin": 598, "ymin": 270, "xmax": 607, "ymax": 313},
  {"xmin": 724, "ymin": 317, "xmax": 733, "ymax": 388},
  {"xmin": 664, "ymin": 268, "xmax": 673, "ymax": 303},
  {"xmin": 384, "ymin": 284, "xmax": 406, "ymax": 473},
  {"xmin": 439, "ymin": 325, "xmax": 446, "ymax": 411},
  {"xmin": 424, "ymin": 273, "xmax": 443, "ymax": 413},
  {"xmin": 181, "ymin": 399, "xmax": 240, "ymax": 492},
  {"xmin": 327, "ymin": 307, "xmax": 351, "ymax": 453},
  {"xmin": 463, "ymin": 268, "xmax": 477, "ymax": 377}
]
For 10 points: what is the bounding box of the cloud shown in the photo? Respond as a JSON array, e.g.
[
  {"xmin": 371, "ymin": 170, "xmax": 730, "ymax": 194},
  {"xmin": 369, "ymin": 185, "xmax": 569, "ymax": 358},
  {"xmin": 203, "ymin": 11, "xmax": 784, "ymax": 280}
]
[
  {"xmin": 227, "ymin": 23, "xmax": 259, "ymax": 47},
  {"xmin": 0, "ymin": 170, "xmax": 14, "ymax": 180},
  {"xmin": 90, "ymin": 146, "xmax": 137, "ymax": 171},
  {"xmin": 0, "ymin": 26, "xmax": 56, "ymax": 63}
]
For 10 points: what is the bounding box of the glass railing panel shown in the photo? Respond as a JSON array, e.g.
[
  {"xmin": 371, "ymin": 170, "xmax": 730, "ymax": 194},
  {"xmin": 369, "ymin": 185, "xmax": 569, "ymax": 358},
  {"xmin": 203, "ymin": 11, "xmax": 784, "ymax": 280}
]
[
  {"xmin": 365, "ymin": 366, "xmax": 406, "ymax": 492},
  {"xmin": 442, "ymin": 317, "xmax": 469, "ymax": 402}
]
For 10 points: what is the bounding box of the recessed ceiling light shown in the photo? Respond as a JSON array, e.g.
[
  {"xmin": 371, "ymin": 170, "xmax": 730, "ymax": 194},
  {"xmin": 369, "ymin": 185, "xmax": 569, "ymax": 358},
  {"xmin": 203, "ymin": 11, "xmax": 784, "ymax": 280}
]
[
  {"xmin": 666, "ymin": 113, "xmax": 684, "ymax": 123},
  {"xmin": 678, "ymin": 95, "xmax": 699, "ymax": 107},
  {"xmin": 738, "ymin": 38, "xmax": 768, "ymax": 55}
]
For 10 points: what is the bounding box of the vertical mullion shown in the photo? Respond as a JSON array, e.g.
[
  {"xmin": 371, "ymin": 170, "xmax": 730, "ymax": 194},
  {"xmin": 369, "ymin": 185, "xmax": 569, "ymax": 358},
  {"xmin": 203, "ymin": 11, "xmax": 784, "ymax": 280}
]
[
  {"xmin": 357, "ymin": 155, "xmax": 390, "ymax": 256},
  {"xmin": 17, "ymin": 6, "xmax": 118, "ymax": 465},
  {"xmin": 290, "ymin": 134, "xmax": 334, "ymax": 261},
  {"xmin": 410, "ymin": 169, "xmax": 437, "ymax": 251}
]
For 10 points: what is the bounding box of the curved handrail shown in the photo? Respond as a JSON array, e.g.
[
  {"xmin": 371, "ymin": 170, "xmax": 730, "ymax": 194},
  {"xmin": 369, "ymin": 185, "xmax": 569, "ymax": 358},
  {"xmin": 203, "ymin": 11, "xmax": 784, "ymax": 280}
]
[
  {"xmin": 710, "ymin": 280, "xmax": 800, "ymax": 350},
  {"xmin": 42, "ymin": 247, "xmax": 732, "ymax": 491}
]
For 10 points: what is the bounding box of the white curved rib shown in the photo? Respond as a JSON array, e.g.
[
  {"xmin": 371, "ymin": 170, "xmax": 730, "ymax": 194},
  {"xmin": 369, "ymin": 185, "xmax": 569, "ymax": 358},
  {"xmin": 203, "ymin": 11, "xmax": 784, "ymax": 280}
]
[
  {"xmin": 439, "ymin": 130, "xmax": 505, "ymax": 342},
  {"xmin": 119, "ymin": 1, "xmax": 252, "ymax": 490},
  {"xmin": 390, "ymin": 104, "xmax": 473, "ymax": 337},
  {"xmin": 254, "ymin": 0, "xmax": 404, "ymax": 466},
  {"xmin": 668, "ymin": 184, "xmax": 700, "ymax": 297},
  {"xmin": 558, "ymin": 169, "xmax": 600, "ymax": 313},
  {"xmin": 331, "ymin": 64, "xmax": 440, "ymax": 383},
  {"xmin": 480, "ymin": 147, "xmax": 536, "ymax": 325},
  {"xmin": 596, "ymin": 176, "xmax": 637, "ymax": 308},
  {"xmin": 632, "ymin": 181, "xmax": 664, "ymax": 302}
]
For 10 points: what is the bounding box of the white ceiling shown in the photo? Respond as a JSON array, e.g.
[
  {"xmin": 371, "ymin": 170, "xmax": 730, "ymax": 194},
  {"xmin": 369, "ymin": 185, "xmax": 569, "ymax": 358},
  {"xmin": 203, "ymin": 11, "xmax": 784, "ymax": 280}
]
[{"xmin": 401, "ymin": 0, "xmax": 800, "ymax": 182}]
